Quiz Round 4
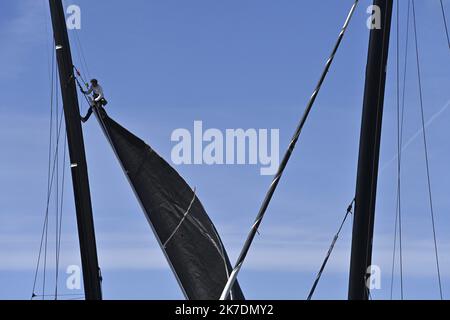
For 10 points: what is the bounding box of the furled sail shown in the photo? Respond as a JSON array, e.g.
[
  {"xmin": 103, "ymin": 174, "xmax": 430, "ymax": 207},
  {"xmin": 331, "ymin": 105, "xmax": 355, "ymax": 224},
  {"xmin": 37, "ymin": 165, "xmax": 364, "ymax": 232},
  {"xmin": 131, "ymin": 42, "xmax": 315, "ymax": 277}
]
[{"xmin": 93, "ymin": 107, "xmax": 244, "ymax": 300}]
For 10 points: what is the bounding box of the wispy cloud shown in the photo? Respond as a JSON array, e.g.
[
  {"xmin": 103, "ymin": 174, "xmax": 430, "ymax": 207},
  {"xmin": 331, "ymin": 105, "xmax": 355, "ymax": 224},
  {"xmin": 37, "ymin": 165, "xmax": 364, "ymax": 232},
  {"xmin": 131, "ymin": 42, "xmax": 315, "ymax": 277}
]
[
  {"xmin": 380, "ymin": 99, "xmax": 450, "ymax": 172},
  {"xmin": 2, "ymin": 223, "xmax": 449, "ymax": 281}
]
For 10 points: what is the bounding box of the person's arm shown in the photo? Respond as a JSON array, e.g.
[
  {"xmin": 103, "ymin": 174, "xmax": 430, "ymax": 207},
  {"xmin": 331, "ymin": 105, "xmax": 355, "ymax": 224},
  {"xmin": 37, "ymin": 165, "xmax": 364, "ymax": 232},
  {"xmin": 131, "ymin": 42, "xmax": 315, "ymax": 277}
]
[{"xmin": 84, "ymin": 85, "xmax": 93, "ymax": 95}]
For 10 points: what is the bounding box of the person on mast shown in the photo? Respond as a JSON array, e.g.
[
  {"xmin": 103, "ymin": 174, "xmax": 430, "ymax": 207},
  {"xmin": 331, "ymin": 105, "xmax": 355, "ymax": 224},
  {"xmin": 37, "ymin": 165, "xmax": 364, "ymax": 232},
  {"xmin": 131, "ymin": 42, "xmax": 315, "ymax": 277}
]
[{"xmin": 80, "ymin": 79, "xmax": 107, "ymax": 123}]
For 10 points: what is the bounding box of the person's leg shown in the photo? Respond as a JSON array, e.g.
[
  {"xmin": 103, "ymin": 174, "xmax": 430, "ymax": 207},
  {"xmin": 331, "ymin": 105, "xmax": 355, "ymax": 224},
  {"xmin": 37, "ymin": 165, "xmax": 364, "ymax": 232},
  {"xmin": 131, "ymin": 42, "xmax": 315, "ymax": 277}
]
[{"xmin": 81, "ymin": 107, "xmax": 93, "ymax": 123}]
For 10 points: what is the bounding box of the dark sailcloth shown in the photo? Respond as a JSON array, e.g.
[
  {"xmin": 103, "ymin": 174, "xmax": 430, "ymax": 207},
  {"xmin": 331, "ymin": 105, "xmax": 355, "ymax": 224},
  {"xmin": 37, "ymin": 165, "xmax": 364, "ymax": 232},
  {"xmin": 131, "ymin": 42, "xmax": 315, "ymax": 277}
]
[{"xmin": 93, "ymin": 107, "xmax": 244, "ymax": 300}]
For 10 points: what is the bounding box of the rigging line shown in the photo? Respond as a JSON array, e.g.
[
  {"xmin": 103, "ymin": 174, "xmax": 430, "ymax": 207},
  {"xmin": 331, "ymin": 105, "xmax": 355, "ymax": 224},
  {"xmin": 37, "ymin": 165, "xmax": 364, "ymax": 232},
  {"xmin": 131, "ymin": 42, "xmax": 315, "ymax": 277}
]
[
  {"xmin": 40, "ymin": 0, "xmax": 55, "ymax": 84},
  {"xmin": 44, "ymin": 59, "xmax": 61, "ymax": 299},
  {"xmin": 43, "ymin": 196, "xmax": 49, "ymax": 299},
  {"xmin": 61, "ymin": 0, "xmax": 87, "ymax": 77},
  {"xmin": 66, "ymin": 6, "xmax": 91, "ymax": 82},
  {"xmin": 391, "ymin": 0, "xmax": 410, "ymax": 300},
  {"xmin": 400, "ymin": 1, "xmax": 412, "ymax": 152},
  {"xmin": 307, "ymin": 199, "xmax": 354, "ymax": 300},
  {"xmin": 74, "ymin": 75, "xmax": 92, "ymax": 106},
  {"xmin": 43, "ymin": 102, "xmax": 65, "ymax": 299},
  {"xmin": 32, "ymin": 41, "xmax": 56, "ymax": 299},
  {"xmin": 55, "ymin": 133, "xmax": 67, "ymax": 300},
  {"xmin": 219, "ymin": 0, "xmax": 360, "ymax": 300},
  {"xmin": 73, "ymin": 35, "xmax": 87, "ymax": 78},
  {"xmin": 163, "ymin": 188, "xmax": 197, "ymax": 248},
  {"xmin": 32, "ymin": 51, "xmax": 67, "ymax": 299},
  {"xmin": 395, "ymin": 0, "xmax": 404, "ymax": 300},
  {"xmin": 31, "ymin": 214, "xmax": 50, "ymax": 299},
  {"xmin": 75, "ymin": 32, "xmax": 91, "ymax": 80},
  {"xmin": 391, "ymin": 0, "xmax": 404, "ymax": 299},
  {"xmin": 33, "ymin": 49, "xmax": 56, "ymax": 299},
  {"xmin": 54, "ymin": 81, "xmax": 65, "ymax": 299},
  {"xmin": 73, "ymin": 65, "xmax": 90, "ymax": 113},
  {"xmin": 396, "ymin": 0, "xmax": 413, "ymax": 299},
  {"xmin": 54, "ymin": 61, "xmax": 60, "ymax": 300},
  {"xmin": 390, "ymin": 192, "xmax": 399, "ymax": 300},
  {"xmin": 74, "ymin": 29, "xmax": 91, "ymax": 78},
  {"xmin": 50, "ymin": 82, "xmax": 66, "ymax": 296},
  {"xmin": 43, "ymin": 64, "xmax": 58, "ymax": 299},
  {"xmin": 75, "ymin": 71, "xmax": 88, "ymax": 113},
  {"xmin": 32, "ymin": 92, "xmax": 66, "ymax": 299},
  {"xmin": 73, "ymin": 65, "xmax": 89, "ymax": 88},
  {"xmin": 31, "ymin": 210, "xmax": 49, "ymax": 300},
  {"xmin": 412, "ymin": 0, "xmax": 443, "ymax": 300},
  {"xmin": 42, "ymin": 3, "xmax": 53, "ymax": 85},
  {"xmin": 439, "ymin": 0, "xmax": 450, "ymax": 49},
  {"xmin": 71, "ymin": 31, "xmax": 90, "ymax": 89},
  {"xmin": 390, "ymin": 0, "xmax": 401, "ymax": 300},
  {"xmin": 33, "ymin": 293, "xmax": 84, "ymax": 298}
]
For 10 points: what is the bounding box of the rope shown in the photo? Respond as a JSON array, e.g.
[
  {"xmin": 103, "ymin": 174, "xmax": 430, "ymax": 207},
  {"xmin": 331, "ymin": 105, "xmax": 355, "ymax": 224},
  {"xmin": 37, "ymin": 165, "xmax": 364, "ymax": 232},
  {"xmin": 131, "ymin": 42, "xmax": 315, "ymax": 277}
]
[
  {"xmin": 74, "ymin": 28, "xmax": 91, "ymax": 80},
  {"xmin": 38, "ymin": 112, "xmax": 65, "ymax": 299},
  {"xmin": 32, "ymin": 47, "xmax": 55, "ymax": 299},
  {"xmin": 219, "ymin": 0, "xmax": 360, "ymax": 300},
  {"xmin": 73, "ymin": 65, "xmax": 91, "ymax": 114},
  {"xmin": 62, "ymin": 0, "xmax": 91, "ymax": 79},
  {"xmin": 439, "ymin": 0, "xmax": 450, "ymax": 49},
  {"xmin": 42, "ymin": 201, "xmax": 48, "ymax": 298},
  {"xmin": 41, "ymin": 0, "xmax": 54, "ymax": 85},
  {"xmin": 163, "ymin": 188, "xmax": 197, "ymax": 248},
  {"xmin": 73, "ymin": 65, "xmax": 89, "ymax": 89},
  {"xmin": 54, "ymin": 132, "xmax": 67, "ymax": 300},
  {"xmin": 307, "ymin": 199, "xmax": 354, "ymax": 300},
  {"xmin": 390, "ymin": 0, "xmax": 410, "ymax": 300},
  {"xmin": 412, "ymin": 0, "xmax": 443, "ymax": 299},
  {"xmin": 33, "ymin": 293, "xmax": 84, "ymax": 298},
  {"xmin": 33, "ymin": 0, "xmax": 90, "ymax": 300},
  {"xmin": 394, "ymin": 0, "xmax": 404, "ymax": 299},
  {"xmin": 32, "ymin": 55, "xmax": 67, "ymax": 299},
  {"xmin": 74, "ymin": 71, "xmax": 92, "ymax": 105},
  {"xmin": 54, "ymin": 61, "xmax": 60, "ymax": 300}
]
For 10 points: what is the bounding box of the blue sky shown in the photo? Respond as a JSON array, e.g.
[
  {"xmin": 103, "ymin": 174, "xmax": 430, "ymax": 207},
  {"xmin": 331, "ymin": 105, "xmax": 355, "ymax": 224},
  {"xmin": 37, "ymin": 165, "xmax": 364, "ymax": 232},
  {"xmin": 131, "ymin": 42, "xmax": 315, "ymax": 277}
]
[{"xmin": 0, "ymin": 0, "xmax": 449, "ymax": 300}]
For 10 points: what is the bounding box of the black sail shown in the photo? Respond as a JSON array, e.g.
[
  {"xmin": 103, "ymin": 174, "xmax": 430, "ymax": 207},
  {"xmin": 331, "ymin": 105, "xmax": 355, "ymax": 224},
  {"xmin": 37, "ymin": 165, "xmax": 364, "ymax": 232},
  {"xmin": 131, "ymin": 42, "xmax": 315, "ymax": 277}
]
[{"xmin": 93, "ymin": 107, "xmax": 244, "ymax": 300}]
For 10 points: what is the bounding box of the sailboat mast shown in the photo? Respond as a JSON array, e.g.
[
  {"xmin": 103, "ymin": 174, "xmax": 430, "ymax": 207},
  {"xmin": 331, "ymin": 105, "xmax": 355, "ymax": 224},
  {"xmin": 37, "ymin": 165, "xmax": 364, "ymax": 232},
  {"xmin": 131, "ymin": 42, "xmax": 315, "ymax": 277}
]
[
  {"xmin": 348, "ymin": 0, "xmax": 393, "ymax": 300},
  {"xmin": 48, "ymin": 0, "xmax": 102, "ymax": 300}
]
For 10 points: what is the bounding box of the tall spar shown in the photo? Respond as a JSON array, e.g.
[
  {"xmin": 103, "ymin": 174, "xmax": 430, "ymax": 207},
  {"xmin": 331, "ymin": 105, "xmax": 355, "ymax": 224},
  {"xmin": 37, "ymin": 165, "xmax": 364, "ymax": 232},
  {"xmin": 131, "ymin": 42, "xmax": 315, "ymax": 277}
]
[
  {"xmin": 48, "ymin": 0, "xmax": 102, "ymax": 300},
  {"xmin": 348, "ymin": 0, "xmax": 393, "ymax": 300},
  {"xmin": 219, "ymin": 1, "xmax": 360, "ymax": 300}
]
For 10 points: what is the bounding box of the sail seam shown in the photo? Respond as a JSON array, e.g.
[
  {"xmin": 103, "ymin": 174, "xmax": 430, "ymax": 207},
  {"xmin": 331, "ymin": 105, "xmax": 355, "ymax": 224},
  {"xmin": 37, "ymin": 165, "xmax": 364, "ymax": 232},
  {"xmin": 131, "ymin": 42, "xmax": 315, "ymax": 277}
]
[{"xmin": 163, "ymin": 188, "xmax": 197, "ymax": 248}]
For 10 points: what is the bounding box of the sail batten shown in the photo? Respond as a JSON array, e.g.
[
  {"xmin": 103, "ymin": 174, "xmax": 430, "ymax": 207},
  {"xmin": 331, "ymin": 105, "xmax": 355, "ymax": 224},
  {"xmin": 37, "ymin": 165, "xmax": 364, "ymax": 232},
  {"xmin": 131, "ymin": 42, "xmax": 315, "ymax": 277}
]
[{"xmin": 93, "ymin": 107, "xmax": 244, "ymax": 300}]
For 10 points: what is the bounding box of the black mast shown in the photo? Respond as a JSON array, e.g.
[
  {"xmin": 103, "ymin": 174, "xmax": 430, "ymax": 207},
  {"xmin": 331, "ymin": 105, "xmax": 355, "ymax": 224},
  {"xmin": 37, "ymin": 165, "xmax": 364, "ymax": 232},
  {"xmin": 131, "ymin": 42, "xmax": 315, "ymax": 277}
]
[
  {"xmin": 49, "ymin": 0, "xmax": 102, "ymax": 300},
  {"xmin": 348, "ymin": 0, "xmax": 393, "ymax": 300}
]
